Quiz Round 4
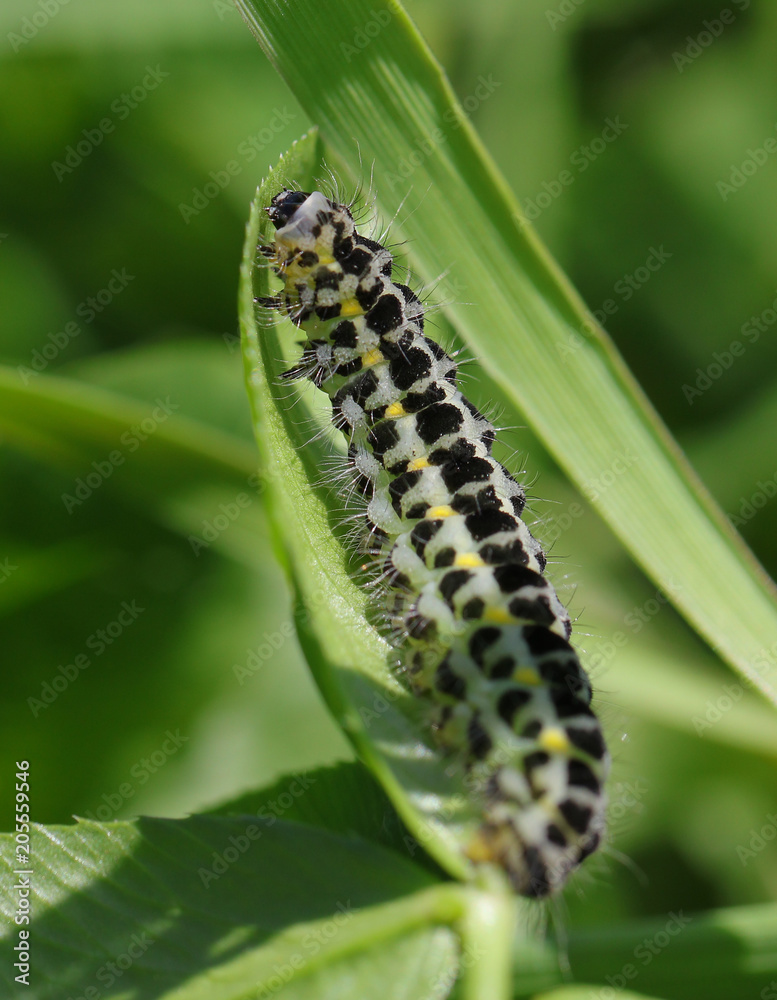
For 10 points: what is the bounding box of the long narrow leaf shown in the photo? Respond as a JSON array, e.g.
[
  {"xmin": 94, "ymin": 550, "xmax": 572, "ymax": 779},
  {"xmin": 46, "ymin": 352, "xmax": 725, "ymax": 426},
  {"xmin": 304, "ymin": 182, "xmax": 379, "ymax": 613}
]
[{"xmin": 0, "ymin": 366, "xmax": 263, "ymax": 551}]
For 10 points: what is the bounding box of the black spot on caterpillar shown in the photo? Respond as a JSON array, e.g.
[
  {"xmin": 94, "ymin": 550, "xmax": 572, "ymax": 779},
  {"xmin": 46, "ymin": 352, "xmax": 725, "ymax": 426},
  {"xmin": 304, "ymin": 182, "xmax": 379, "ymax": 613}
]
[{"xmin": 262, "ymin": 188, "xmax": 609, "ymax": 897}]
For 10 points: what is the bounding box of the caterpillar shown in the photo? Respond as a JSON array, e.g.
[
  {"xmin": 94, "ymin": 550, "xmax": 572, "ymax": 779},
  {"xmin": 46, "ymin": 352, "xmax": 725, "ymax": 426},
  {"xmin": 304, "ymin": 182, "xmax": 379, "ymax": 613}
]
[{"xmin": 261, "ymin": 188, "xmax": 609, "ymax": 897}]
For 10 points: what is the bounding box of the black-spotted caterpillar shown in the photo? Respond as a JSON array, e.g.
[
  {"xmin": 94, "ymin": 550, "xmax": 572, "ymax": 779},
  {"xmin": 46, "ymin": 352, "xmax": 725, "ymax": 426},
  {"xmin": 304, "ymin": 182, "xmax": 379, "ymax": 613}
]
[{"xmin": 262, "ymin": 188, "xmax": 609, "ymax": 896}]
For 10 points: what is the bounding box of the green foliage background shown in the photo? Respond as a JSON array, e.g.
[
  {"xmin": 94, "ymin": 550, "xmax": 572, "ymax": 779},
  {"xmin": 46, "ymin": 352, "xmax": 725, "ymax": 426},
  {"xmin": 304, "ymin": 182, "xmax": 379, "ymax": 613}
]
[{"xmin": 1, "ymin": 0, "xmax": 777, "ymax": 995}]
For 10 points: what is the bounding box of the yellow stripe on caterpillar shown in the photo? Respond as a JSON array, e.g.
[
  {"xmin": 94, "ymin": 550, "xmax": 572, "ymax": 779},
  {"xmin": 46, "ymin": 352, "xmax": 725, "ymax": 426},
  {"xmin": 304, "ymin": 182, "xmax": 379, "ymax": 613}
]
[
  {"xmin": 385, "ymin": 401, "xmax": 407, "ymax": 418},
  {"xmin": 538, "ymin": 727, "xmax": 571, "ymax": 754},
  {"xmin": 483, "ymin": 606, "xmax": 514, "ymax": 625},
  {"xmin": 426, "ymin": 505, "xmax": 456, "ymax": 519},
  {"xmin": 407, "ymin": 456, "xmax": 430, "ymax": 471},
  {"xmin": 513, "ymin": 666, "xmax": 541, "ymax": 686},
  {"xmin": 454, "ymin": 552, "xmax": 485, "ymax": 569},
  {"xmin": 361, "ymin": 348, "xmax": 384, "ymax": 368},
  {"xmin": 340, "ymin": 298, "xmax": 363, "ymax": 317},
  {"xmin": 465, "ymin": 830, "xmax": 499, "ymax": 864}
]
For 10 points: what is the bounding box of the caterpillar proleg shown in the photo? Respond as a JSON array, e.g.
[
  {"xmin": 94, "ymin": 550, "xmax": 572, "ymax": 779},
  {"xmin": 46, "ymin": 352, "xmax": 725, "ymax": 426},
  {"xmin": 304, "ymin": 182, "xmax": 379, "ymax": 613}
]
[{"xmin": 261, "ymin": 188, "xmax": 609, "ymax": 897}]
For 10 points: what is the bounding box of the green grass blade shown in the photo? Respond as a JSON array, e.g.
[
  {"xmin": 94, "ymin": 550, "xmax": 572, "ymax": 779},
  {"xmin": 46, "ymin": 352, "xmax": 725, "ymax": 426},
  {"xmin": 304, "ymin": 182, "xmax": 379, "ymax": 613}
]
[
  {"xmin": 0, "ymin": 365, "xmax": 257, "ymax": 482},
  {"xmin": 235, "ymin": 0, "xmax": 777, "ymax": 705},
  {"xmin": 0, "ymin": 365, "xmax": 261, "ymax": 547}
]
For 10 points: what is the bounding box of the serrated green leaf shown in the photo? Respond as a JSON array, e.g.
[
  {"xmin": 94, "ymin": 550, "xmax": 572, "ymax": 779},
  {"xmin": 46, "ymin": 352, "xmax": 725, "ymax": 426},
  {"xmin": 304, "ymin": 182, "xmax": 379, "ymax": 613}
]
[
  {"xmin": 0, "ymin": 815, "xmax": 459, "ymax": 1000},
  {"xmin": 207, "ymin": 760, "xmax": 444, "ymax": 878}
]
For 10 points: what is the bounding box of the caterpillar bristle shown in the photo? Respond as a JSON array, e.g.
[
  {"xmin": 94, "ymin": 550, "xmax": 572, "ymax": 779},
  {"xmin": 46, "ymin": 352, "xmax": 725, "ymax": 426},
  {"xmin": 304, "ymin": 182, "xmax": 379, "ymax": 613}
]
[{"xmin": 260, "ymin": 187, "xmax": 610, "ymax": 897}]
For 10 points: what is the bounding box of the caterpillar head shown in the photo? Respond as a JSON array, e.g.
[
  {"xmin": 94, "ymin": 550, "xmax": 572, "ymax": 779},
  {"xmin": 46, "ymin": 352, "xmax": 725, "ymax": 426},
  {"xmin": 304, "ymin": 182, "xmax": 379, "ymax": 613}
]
[
  {"xmin": 267, "ymin": 189, "xmax": 357, "ymax": 281},
  {"xmin": 266, "ymin": 189, "xmax": 312, "ymax": 229}
]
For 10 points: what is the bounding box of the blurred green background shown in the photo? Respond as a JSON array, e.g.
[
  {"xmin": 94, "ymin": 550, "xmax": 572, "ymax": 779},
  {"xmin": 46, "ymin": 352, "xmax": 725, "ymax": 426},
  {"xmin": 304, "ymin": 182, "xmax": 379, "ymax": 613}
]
[{"xmin": 1, "ymin": 0, "xmax": 776, "ymax": 934}]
